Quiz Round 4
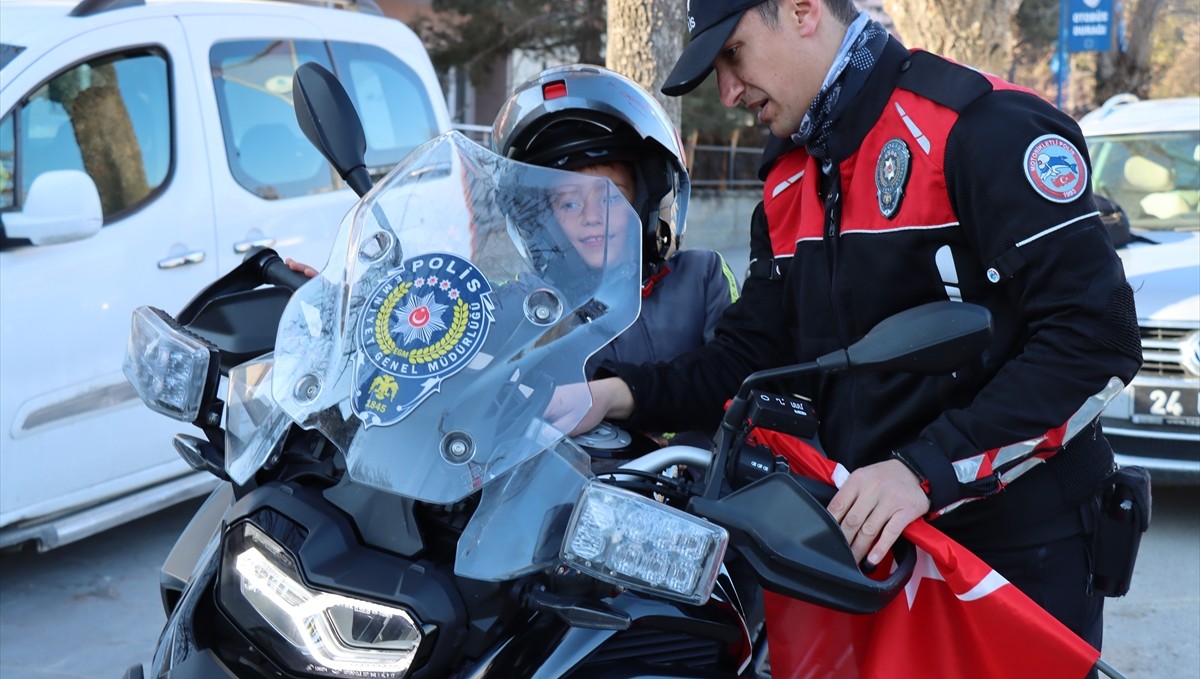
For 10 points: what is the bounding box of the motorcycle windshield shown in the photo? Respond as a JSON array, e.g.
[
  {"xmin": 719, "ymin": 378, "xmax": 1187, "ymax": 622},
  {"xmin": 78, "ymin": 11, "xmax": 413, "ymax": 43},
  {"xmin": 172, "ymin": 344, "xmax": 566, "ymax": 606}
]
[{"xmin": 272, "ymin": 132, "xmax": 640, "ymax": 503}]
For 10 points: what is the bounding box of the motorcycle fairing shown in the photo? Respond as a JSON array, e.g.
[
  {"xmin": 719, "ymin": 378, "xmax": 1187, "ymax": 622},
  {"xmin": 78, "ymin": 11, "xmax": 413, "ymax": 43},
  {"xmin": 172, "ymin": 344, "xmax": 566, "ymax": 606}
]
[
  {"xmin": 272, "ymin": 132, "xmax": 641, "ymax": 504},
  {"xmin": 455, "ymin": 438, "xmax": 592, "ymax": 580}
]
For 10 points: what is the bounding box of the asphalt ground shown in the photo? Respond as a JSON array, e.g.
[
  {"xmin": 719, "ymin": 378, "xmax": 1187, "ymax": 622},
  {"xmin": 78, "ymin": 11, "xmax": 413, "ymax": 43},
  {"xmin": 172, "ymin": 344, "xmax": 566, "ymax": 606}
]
[{"xmin": 0, "ymin": 484, "xmax": 1195, "ymax": 678}]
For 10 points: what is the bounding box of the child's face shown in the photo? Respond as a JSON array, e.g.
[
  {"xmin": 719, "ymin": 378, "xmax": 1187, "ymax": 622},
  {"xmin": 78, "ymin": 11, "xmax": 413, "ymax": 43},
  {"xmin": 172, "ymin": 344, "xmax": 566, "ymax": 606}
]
[{"xmin": 550, "ymin": 163, "xmax": 635, "ymax": 269}]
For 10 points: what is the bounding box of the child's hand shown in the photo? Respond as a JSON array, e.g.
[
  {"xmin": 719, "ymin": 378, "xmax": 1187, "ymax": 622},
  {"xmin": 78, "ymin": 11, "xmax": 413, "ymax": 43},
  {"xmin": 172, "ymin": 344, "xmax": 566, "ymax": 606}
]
[{"xmin": 285, "ymin": 258, "xmax": 318, "ymax": 278}]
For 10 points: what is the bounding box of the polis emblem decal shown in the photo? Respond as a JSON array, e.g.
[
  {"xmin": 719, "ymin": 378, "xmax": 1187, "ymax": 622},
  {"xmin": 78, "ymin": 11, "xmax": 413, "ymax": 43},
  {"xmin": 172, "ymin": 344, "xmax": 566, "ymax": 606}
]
[
  {"xmin": 1024, "ymin": 134, "xmax": 1087, "ymax": 203},
  {"xmin": 353, "ymin": 253, "xmax": 493, "ymax": 427},
  {"xmin": 875, "ymin": 138, "xmax": 911, "ymax": 218}
]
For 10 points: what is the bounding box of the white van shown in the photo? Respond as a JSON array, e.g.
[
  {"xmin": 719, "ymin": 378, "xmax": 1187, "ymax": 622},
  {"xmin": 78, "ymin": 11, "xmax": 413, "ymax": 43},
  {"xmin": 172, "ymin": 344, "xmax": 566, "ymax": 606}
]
[{"xmin": 0, "ymin": 0, "xmax": 451, "ymax": 550}]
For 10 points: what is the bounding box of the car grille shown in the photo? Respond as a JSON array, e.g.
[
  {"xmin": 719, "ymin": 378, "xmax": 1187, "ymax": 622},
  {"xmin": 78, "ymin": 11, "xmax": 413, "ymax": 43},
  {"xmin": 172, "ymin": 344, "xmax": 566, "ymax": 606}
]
[{"xmin": 1138, "ymin": 325, "xmax": 1198, "ymax": 378}]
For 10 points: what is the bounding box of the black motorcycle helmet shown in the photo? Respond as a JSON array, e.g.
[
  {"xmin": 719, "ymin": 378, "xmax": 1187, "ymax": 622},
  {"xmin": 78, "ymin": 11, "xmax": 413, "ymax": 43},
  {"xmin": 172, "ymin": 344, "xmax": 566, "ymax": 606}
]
[{"xmin": 492, "ymin": 65, "xmax": 691, "ymax": 276}]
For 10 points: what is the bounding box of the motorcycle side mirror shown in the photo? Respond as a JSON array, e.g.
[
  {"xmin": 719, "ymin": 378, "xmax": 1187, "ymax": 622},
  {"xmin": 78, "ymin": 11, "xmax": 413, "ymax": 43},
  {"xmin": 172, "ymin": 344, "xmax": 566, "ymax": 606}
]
[
  {"xmin": 706, "ymin": 301, "xmax": 992, "ymax": 501},
  {"xmin": 720, "ymin": 301, "xmax": 992, "ymax": 437},
  {"xmin": 842, "ymin": 301, "xmax": 994, "ymax": 373},
  {"xmin": 292, "ymin": 62, "xmax": 373, "ymax": 197}
]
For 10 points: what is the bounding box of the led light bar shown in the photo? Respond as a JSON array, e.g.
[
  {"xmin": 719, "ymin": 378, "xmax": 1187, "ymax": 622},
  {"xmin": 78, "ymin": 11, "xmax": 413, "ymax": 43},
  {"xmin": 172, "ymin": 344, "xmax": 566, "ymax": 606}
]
[
  {"xmin": 123, "ymin": 306, "xmax": 217, "ymax": 422},
  {"xmin": 562, "ymin": 481, "xmax": 728, "ymax": 605}
]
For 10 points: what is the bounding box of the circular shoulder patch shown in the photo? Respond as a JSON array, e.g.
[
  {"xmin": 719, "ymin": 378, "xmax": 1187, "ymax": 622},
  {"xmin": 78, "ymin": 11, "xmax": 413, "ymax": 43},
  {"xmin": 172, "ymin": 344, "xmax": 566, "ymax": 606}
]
[
  {"xmin": 875, "ymin": 138, "xmax": 911, "ymax": 218},
  {"xmin": 1023, "ymin": 134, "xmax": 1088, "ymax": 203}
]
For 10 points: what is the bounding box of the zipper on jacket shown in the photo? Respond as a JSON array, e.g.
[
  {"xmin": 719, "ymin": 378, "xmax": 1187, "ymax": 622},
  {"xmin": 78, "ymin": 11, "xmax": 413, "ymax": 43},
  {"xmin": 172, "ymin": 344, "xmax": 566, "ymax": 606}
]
[{"xmin": 820, "ymin": 163, "xmax": 848, "ymax": 348}]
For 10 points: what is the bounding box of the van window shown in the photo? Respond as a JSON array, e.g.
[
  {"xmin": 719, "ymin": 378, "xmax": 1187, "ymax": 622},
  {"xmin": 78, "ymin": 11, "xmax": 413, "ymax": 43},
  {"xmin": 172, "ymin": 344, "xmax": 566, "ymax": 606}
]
[
  {"xmin": 0, "ymin": 114, "xmax": 12, "ymax": 209},
  {"xmin": 211, "ymin": 39, "xmax": 442, "ymax": 199},
  {"xmin": 210, "ymin": 40, "xmax": 335, "ymax": 200},
  {"xmin": 329, "ymin": 41, "xmax": 440, "ymax": 178},
  {"xmin": 8, "ymin": 50, "xmax": 170, "ymax": 219}
]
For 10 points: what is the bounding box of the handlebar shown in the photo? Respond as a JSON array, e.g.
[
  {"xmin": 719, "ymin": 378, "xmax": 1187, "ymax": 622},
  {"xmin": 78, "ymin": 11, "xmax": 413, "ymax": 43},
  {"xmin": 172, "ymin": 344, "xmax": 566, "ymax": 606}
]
[
  {"xmin": 613, "ymin": 446, "xmax": 712, "ymax": 477},
  {"xmin": 252, "ymin": 249, "xmax": 311, "ymax": 292},
  {"xmin": 178, "ymin": 247, "xmax": 310, "ymax": 327}
]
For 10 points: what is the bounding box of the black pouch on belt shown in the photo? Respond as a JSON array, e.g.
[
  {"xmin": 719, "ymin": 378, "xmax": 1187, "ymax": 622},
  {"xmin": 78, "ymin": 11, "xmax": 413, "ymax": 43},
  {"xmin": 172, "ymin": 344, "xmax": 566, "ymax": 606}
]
[{"xmin": 1089, "ymin": 465, "xmax": 1152, "ymax": 597}]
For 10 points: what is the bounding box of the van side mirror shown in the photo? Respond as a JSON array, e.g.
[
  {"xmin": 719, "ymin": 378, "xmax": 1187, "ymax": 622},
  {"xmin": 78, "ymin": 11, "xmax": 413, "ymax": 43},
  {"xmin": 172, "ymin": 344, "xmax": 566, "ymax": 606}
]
[{"xmin": 2, "ymin": 170, "xmax": 102, "ymax": 246}]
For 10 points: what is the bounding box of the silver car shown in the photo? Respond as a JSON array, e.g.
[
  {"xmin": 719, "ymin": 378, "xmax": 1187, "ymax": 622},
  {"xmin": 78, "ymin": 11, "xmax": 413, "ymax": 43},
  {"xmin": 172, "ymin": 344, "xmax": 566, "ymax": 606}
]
[{"xmin": 1081, "ymin": 95, "xmax": 1200, "ymax": 483}]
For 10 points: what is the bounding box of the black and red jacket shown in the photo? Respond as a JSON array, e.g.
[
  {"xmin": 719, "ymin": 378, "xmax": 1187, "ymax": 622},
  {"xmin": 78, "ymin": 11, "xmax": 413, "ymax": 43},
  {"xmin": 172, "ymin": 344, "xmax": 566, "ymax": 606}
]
[{"xmin": 604, "ymin": 39, "xmax": 1142, "ymax": 549}]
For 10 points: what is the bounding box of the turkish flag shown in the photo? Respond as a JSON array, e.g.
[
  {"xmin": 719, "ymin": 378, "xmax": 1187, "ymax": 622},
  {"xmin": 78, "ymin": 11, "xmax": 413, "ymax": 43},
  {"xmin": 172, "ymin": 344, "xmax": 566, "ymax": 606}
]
[{"xmin": 752, "ymin": 428, "xmax": 1102, "ymax": 679}]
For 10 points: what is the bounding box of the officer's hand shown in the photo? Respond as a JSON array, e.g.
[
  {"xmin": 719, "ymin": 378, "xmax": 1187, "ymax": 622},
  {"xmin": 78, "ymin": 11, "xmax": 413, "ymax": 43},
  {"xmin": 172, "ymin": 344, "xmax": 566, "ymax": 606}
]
[{"xmin": 827, "ymin": 459, "xmax": 930, "ymax": 568}]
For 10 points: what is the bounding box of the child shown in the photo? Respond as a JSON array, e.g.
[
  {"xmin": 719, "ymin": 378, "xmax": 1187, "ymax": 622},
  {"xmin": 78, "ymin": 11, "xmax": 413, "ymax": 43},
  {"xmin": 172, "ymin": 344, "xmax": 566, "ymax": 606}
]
[{"xmin": 492, "ymin": 65, "xmax": 740, "ymax": 378}]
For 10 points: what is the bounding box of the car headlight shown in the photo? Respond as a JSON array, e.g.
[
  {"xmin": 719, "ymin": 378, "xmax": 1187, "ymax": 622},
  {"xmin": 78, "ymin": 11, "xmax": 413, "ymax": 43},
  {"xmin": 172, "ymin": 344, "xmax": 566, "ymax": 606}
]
[
  {"xmin": 562, "ymin": 481, "xmax": 728, "ymax": 605},
  {"xmin": 220, "ymin": 521, "xmax": 425, "ymax": 678},
  {"xmin": 224, "ymin": 355, "xmax": 290, "ymax": 485},
  {"xmin": 123, "ymin": 306, "xmax": 218, "ymax": 422}
]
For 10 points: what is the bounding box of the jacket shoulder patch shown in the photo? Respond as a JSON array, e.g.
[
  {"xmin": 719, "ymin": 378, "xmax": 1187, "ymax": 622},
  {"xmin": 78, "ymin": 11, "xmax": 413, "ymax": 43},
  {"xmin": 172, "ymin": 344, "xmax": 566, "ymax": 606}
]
[{"xmin": 1024, "ymin": 134, "xmax": 1088, "ymax": 203}]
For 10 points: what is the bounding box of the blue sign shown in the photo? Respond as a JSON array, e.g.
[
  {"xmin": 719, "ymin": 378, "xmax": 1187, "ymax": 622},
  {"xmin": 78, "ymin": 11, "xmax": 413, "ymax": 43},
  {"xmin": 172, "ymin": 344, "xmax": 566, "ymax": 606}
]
[{"xmin": 1067, "ymin": 0, "xmax": 1114, "ymax": 53}]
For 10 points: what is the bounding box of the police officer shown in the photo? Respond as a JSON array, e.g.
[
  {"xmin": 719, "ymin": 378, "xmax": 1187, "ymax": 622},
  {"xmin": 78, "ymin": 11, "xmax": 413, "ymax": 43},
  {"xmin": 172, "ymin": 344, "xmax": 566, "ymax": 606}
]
[{"xmin": 575, "ymin": 0, "xmax": 1142, "ymax": 652}]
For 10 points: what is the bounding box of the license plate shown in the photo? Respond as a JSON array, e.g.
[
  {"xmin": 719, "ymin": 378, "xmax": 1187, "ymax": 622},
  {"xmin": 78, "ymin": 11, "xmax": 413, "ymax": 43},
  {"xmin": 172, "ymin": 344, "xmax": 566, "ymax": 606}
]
[{"xmin": 1131, "ymin": 386, "xmax": 1200, "ymax": 427}]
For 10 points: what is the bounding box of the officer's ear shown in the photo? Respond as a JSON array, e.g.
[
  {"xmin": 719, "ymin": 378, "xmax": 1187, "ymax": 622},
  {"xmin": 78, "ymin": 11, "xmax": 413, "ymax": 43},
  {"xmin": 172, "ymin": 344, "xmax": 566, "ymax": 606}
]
[{"xmin": 790, "ymin": 0, "xmax": 821, "ymax": 34}]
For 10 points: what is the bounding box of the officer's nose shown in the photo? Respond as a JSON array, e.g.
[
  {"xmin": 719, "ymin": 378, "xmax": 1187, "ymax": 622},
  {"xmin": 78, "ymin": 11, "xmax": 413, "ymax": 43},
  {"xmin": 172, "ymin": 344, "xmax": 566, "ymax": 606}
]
[{"xmin": 716, "ymin": 66, "xmax": 744, "ymax": 109}]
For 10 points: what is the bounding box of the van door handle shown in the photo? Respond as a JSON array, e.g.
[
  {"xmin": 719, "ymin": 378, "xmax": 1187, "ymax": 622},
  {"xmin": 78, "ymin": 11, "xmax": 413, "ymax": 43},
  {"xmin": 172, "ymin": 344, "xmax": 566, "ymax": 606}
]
[
  {"xmin": 233, "ymin": 237, "xmax": 276, "ymax": 254},
  {"xmin": 157, "ymin": 250, "xmax": 206, "ymax": 269}
]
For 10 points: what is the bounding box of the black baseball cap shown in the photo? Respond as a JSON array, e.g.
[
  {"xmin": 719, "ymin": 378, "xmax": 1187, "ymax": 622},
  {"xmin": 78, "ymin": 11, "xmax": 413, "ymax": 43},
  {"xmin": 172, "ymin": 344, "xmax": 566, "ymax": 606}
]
[{"xmin": 662, "ymin": 0, "xmax": 768, "ymax": 96}]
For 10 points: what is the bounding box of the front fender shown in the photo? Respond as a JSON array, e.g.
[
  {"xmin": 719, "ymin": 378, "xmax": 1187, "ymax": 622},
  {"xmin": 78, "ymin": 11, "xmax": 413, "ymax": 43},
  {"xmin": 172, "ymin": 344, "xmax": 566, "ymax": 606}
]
[
  {"xmin": 151, "ymin": 534, "xmax": 222, "ymax": 677},
  {"xmin": 147, "ymin": 649, "xmax": 238, "ymax": 679},
  {"xmin": 159, "ymin": 483, "xmax": 234, "ymax": 615}
]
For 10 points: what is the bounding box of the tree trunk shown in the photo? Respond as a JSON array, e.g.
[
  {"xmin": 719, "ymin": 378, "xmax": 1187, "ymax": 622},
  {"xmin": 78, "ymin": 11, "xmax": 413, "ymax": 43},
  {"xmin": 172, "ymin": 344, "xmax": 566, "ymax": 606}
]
[
  {"xmin": 1094, "ymin": 0, "xmax": 1166, "ymax": 103},
  {"xmin": 578, "ymin": 0, "xmax": 608, "ymax": 65},
  {"xmin": 50, "ymin": 63, "xmax": 148, "ymax": 217},
  {"xmin": 605, "ymin": 0, "xmax": 685, "ymax": 128},
  {"xmin": 882, "ymin": 0, "xmax": 1022, "ymax": 76}
]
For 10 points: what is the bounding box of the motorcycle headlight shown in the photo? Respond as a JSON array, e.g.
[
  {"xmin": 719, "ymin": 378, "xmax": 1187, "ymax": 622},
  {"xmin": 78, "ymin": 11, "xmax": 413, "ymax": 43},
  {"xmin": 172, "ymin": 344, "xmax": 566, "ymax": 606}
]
[
  {"xmin": 562, "ymin": 481, "xmax": 728, "ymax": 605},
  {"xmin": 220, "ymin": 522, "xmax": 425, "ymax": 678},
  {"xmin": 123, "ymin": 306, "xmax": 218, "ymax": 422},
  {"xmin": 224, "ymin": 355, "xmax": 290, "ymax": 485}
]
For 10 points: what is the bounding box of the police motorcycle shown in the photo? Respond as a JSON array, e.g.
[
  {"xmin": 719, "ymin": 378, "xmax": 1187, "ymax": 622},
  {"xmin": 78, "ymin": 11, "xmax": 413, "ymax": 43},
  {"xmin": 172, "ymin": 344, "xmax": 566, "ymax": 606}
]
[{"xmin": 121, "ymin": 64, "xmax": 994, "ymax": 679}]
